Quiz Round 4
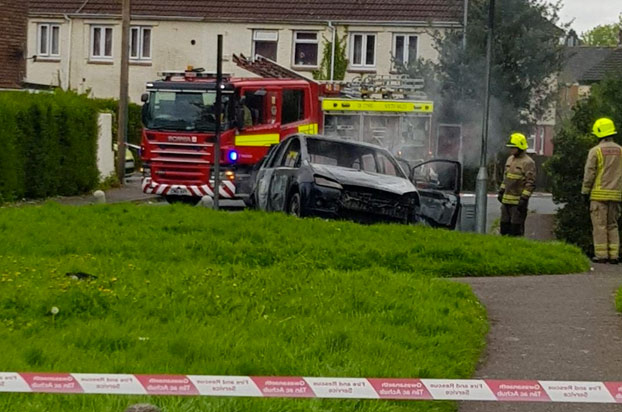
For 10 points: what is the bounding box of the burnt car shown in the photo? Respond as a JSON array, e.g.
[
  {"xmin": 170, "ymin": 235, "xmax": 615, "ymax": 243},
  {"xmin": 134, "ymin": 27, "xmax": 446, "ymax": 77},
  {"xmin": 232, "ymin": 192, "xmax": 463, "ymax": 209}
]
[{"xmin": 250, "ymin": 134, "xmax": 461, "ymax": 228}]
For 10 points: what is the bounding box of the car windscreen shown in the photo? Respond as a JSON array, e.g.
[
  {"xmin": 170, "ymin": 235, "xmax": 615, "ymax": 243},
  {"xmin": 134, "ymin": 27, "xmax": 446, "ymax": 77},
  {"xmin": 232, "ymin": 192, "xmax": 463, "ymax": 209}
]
[
  {"xmin": 306, "ymin": 138, "xmax": 405, "ymax": 178},
  {"xmin": 143, "ymin": 91, "xmax": 229, "ymax": 132}
]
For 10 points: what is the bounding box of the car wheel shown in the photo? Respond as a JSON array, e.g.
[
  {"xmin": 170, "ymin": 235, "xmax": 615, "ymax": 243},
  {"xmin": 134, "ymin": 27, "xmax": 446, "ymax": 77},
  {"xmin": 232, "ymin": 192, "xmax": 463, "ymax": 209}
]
[{"xmin": 288, "ymin": 192, "xmax": 303, "ymax": 217}]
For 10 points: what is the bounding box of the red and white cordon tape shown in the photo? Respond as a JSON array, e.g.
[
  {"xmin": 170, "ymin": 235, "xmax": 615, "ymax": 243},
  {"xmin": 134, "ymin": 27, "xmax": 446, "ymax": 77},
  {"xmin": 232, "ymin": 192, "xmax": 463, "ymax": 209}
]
[{"xmin": 1, "ymin": 373, "xmax": 622, "ymax": 403}]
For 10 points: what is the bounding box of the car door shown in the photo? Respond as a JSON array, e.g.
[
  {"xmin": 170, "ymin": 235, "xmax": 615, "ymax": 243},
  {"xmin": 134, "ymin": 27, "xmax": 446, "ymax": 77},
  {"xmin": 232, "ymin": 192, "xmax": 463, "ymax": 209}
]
[
  {"xmin": 255, "ymin": 143, "xmax": 285, "ymax": 211},
  {"xmin": 251, "ymin": 144, "xmax": 279, "ymax": 208},
  {"xmin": 268, "ymin": 137, "xmax": 302, "ymax": 212},
  {"xmin": 410, "ymin": 160, "xmax": 462, "ymax": 229}
]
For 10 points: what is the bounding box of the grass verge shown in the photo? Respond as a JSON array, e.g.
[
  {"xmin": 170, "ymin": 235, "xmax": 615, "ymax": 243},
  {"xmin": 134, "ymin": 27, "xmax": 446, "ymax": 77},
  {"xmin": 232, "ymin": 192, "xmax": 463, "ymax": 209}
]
[
  {"xmin": 616, "ymin": 287, "xmax": 622, "ymax": 313},
  {"xmin": 0, "ymin": 204, "xmax": 588, "ymax": 412}
]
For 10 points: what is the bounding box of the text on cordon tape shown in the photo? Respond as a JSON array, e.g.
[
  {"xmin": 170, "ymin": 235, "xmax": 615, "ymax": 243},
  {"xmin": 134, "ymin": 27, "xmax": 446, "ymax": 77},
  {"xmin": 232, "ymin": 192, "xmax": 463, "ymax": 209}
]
[{"xmin": 1, "ymin": 373, "xmax": 621, "ymax": 403}]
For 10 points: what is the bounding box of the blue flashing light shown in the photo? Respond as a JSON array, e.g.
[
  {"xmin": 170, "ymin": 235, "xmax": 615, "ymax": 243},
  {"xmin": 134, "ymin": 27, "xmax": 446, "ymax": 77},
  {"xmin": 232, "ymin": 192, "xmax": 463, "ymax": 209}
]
[{"xmin": 228, "ymin": 150, "xmax": 239, "ymax": 162}]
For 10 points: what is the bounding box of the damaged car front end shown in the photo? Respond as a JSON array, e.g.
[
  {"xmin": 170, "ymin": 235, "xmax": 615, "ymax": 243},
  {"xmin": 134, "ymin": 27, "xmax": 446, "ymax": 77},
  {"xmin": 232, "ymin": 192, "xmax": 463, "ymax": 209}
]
[{"xmin": 302, "ymin": 164, "xmax": 419, "ymax": 224}]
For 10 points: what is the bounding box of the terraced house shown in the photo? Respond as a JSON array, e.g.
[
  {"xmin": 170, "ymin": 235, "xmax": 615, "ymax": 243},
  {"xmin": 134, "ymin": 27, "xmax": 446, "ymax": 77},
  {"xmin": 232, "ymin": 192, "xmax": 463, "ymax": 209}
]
[{"xmin": 27, "ymin": 0, "xmax": 465, "ymax": 102}]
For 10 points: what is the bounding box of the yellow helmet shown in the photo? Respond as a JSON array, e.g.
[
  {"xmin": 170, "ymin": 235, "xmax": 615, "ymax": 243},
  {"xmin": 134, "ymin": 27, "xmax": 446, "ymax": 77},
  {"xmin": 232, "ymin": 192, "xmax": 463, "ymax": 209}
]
[
  {"xmin": 592, "ymin": 118, "xmax": 617, "ymax": 139},
  {"xmin": 506, "ymin": 133, "xmax": 528, "ymax": 151}
]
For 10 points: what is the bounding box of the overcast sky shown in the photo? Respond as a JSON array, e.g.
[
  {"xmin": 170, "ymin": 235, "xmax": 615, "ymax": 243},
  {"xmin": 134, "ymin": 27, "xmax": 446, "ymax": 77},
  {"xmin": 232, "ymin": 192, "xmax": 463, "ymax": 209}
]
[{"xmin": 553, "ymin": 0, "xmax": 622, "ymax": 34}]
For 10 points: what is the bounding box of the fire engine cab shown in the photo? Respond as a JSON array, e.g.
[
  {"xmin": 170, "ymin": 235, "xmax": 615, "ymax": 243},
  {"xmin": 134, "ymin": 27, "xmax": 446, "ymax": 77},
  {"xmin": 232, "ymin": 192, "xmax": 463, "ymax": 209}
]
[{"xmin": 140, "ymin": 57, "xmax": 436, "ymax": 203}]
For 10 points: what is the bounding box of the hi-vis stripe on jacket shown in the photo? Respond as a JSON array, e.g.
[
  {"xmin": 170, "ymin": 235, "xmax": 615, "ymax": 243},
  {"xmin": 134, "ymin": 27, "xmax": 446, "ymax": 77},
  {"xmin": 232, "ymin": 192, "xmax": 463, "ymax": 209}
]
[
  {"xmin": 500, "ymin": 153, "xmax": 536, "ymax": 205},
  {"xmin": 582, "ymin": 141, "xmax": 622, "ymax": 202}
]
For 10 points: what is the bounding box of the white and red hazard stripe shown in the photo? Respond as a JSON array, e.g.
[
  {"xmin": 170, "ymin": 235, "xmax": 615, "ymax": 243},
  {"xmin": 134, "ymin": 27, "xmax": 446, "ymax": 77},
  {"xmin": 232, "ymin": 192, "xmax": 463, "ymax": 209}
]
[
  {"xmin": 2, "ymin": 373, "xmax": 621, "ymax": 403},
  {"xmin": 142, "ymin": 178, "xmax": 236, "ymax": 199}
]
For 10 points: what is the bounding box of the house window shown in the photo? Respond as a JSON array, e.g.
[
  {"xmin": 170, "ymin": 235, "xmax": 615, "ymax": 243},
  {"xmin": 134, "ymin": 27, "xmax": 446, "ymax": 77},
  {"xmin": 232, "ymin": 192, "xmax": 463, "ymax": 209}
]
[
  {"xmin": 130, "ymin": 26, "xmax": 152, "ymax": 61},
  {"xmin": 37, "ymin": 23, "xmax": 60, "ymax": 58},
  {"xmin": 293, "ymin": 31, "xmax": 318, "ymax": 67},
  {"xmin": 527, "ymin": 132, "xmax": 536, "ymax": 153},
  {"xmin": 393, "ymin": 34, "xmax": 418, "ymax": 68},
  {"xmin": 91, "ymin": 25, "xmax": 113, "ymax": 60},
  {"xmin": 350, "ymin": 33, "xmax": 376, "ymax": 68},
  {"xmin": 253, "ymin": 30, "xmax": 278, "ymax": 61}
]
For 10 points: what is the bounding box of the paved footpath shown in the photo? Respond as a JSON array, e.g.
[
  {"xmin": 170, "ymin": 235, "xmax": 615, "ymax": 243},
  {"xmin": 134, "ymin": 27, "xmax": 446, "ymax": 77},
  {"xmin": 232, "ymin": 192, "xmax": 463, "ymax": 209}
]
[{"xmin": 456, "ymin": 264, "xmax": 622, "ymax": 411}]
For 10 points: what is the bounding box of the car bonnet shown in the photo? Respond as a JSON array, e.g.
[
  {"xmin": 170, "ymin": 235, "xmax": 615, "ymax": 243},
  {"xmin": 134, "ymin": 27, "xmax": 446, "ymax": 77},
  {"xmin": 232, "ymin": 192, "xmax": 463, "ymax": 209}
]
[{"xmin": 311, "ymin": 163, "xmax": 417, "ymax": 195}]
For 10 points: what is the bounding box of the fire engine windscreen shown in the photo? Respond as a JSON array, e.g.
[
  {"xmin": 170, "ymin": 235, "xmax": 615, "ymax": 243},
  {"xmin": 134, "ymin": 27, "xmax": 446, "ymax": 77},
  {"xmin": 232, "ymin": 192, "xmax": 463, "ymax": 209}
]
[
  {"xmin": 307, "ymin": 138, "xmax": 405, "ymax": 178},
  {"xmin": 143, "ymin": 91, "xmax": 230, "ymax": 132}
]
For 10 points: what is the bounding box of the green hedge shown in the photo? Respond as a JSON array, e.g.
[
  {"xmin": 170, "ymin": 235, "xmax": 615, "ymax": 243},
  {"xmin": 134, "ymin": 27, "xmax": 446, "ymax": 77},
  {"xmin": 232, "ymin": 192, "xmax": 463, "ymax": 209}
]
[{"xmin": 0, "ymin": 90, "xmax": 99, "ymax": 202}]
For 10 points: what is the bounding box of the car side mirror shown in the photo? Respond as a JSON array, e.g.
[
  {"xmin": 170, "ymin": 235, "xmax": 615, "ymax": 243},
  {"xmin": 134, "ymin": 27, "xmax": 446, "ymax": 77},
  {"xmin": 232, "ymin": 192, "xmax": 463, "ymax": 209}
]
[
  {"xmin": 141, "ymin": 103, "xmax": 149, "ymax": 125},
  {"xmin": 141, "ymin": 93, "xmax": 149, "ymax": 103}
]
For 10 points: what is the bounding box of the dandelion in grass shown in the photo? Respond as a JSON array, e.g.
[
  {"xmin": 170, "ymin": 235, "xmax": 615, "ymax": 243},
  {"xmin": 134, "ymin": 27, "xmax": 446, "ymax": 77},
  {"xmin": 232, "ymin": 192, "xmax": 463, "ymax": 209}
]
[{"xmin": 50, "ymin": 306, "xmax": 59, "ymax": 325}]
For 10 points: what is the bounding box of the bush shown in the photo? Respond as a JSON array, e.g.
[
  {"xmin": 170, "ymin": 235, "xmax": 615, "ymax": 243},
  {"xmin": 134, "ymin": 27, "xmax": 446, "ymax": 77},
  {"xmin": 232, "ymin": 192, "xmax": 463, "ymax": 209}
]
[
  {"xmin": 546, "ymin": 76, "xmax": 622, "ymax": 255},
  {"xmin": 0, "ymin": 90, "xmax": 99, "ymax": 202}
]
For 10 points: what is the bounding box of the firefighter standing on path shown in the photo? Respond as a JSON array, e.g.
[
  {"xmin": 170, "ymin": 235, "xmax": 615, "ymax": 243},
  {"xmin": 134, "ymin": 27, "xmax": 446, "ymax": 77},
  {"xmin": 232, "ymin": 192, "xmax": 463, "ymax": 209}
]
[
  {"xmin": 581, "ymin": 118, "xmax": 622, "ymax": 264},
  {"xmin": 497, "ymin": 133, "xmax": 536, "ymax": 236}
]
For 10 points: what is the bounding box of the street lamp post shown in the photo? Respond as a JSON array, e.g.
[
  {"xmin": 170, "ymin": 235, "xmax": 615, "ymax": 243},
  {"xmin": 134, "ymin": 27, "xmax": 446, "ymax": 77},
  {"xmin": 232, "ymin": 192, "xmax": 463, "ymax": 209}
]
[{"xmin": 475, "ymin": 0, "xmax": 495, "ymax": 234}]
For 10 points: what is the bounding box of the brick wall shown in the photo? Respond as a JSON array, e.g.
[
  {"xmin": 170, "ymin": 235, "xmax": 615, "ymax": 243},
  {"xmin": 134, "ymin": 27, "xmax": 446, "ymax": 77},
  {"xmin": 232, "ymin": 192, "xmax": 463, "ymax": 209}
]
[{"xmin": 0, "ymin": 1, "xmax": 27, "ymax": 88}]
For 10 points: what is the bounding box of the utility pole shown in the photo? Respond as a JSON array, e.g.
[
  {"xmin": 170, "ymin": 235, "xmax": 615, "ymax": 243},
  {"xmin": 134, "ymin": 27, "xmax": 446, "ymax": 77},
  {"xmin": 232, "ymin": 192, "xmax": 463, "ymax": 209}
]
[
  {"xmin": 213, "ymin": 35, "xmax": 223, "ymax": 210},
  {"xmin": 462, "ymin": 0, "xmax": 469, "ymax": 49},
  {"xmin": 475, "ymin": 0, "xmax": 495, "ymax": 234},
  {"xmin": 116, "ymin": 0, "xmax": 130, "ymax": 184}
]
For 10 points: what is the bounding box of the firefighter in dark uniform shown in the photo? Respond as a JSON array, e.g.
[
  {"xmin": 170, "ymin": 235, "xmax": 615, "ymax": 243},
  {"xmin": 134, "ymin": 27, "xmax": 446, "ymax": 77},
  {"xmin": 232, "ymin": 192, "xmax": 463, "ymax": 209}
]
[
  {"xmin": 497, "ymin": 133, "xmax": 536, "ymax": 236},
  {"xmin": 581, "ymin": 118, "xmax": 622, "ymax": 264}
]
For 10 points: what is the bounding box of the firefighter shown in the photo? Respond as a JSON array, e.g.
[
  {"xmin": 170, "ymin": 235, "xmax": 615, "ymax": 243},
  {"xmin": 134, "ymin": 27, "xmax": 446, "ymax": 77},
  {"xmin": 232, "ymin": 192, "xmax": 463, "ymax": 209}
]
[
  {"xmin": 581, "ymin": 118, "xmax": 622, "ymax": 264},
  {"xmin": 497, "ymin": 133, "xmax": 536, "ymax": 236}
]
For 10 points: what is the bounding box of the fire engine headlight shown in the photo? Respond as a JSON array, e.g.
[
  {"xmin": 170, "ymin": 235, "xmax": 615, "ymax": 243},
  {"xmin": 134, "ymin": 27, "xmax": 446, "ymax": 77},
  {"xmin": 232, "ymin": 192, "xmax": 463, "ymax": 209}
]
[
  {"xmin": 228, "ymin": 150, "xmax": 239, "ymax": 162},
  {"xmin": 220, "ymin": 171, "xmax": 235, "ymax": 181}
]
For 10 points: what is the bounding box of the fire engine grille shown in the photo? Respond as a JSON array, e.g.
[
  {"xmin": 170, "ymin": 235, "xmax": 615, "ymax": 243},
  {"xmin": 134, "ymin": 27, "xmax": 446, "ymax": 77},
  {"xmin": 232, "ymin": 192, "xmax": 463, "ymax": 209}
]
[{"xmin": 149, "ymin": 142, "xmax": 212, "ymax": 185}]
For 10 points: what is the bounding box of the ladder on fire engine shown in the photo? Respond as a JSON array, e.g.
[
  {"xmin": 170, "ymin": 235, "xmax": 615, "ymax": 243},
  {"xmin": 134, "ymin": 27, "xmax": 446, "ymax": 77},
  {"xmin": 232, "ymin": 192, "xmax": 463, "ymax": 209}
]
[
  {"xmin": 341, "ymin": 75, "xmax": 427, "ymax": 100},
  {"xmin": 232, "ymin": 54, "xmax": 427, "ymax": 101},
  {"xmin": 232, "ymin": 54, "xmax": 317, "ymax": 83}
]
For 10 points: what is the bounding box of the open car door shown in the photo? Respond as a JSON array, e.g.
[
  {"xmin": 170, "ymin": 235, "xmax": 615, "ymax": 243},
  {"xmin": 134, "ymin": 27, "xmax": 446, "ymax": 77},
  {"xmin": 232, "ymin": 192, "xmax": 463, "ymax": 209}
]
[{"xmin": 410, "ymin": 160, "xmax": 462, "ymax": 229}]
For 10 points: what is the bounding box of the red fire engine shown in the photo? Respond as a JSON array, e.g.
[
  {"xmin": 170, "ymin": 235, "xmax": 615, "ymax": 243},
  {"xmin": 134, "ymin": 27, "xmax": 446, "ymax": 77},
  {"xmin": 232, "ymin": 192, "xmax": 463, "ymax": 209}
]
[{"xmin": 140, "ymin": 56, "xmax": 436, "ymax": 202}]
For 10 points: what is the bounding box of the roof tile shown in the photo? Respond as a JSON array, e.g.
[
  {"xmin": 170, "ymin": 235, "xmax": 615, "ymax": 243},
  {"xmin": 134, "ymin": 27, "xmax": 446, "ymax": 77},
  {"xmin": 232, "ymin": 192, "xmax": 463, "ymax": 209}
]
[{"xmin": 29, "ymin": 0, "xmax": 463, "ymax": 22}]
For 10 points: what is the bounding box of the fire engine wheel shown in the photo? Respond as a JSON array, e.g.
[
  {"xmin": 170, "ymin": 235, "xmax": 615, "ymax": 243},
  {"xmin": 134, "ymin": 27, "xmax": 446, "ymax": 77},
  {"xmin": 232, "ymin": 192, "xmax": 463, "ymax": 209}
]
[
  {"xmin": 165, "ymin": 195, "xmax": 201, "ymax": 206},
  {"xmin": 288, "ymin": 192, "xmax": 303, "ymax": 217}
]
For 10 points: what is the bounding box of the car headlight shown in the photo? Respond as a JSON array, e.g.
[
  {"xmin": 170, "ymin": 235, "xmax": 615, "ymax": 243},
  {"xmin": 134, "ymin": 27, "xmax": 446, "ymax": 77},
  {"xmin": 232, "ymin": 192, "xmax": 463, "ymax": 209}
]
[{"xmin": 314, "ymin": 176, "xmax": 343, "ymax": 190}]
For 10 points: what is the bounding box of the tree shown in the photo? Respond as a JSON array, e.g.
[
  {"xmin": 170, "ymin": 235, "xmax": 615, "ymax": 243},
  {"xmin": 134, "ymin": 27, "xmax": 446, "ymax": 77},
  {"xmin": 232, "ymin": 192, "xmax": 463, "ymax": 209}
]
[
  {"xmin": 581, "ymin": 17, "xmax": 622, "ymax": 46},
  {"xmin": 402, "ymin": 0, "xmax": 567, "ymax": 169},
  {"xmin": 546, "ymin": 76, "xmax": 622, "ymax": 254}
]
